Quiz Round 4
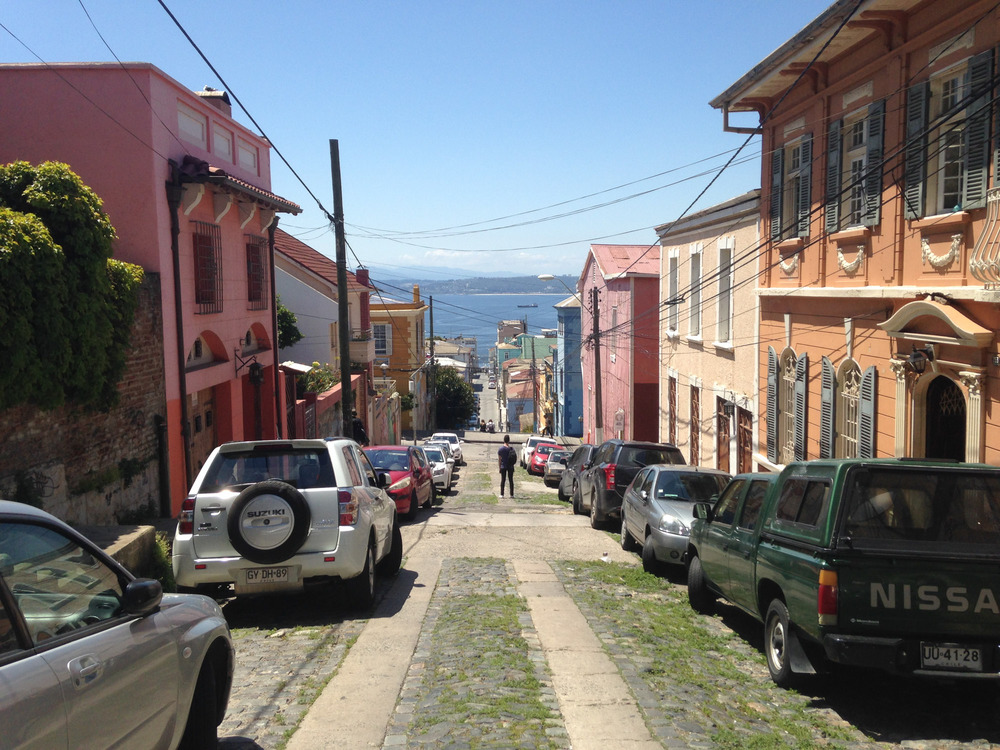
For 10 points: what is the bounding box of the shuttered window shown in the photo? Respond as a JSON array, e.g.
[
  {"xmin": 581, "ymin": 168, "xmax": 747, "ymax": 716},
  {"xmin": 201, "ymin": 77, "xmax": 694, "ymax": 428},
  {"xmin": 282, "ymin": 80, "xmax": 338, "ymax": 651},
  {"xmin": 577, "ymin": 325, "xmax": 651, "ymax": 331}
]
[
  {"xmin": 767, "ymin": 346, "xmax": 808, "ymax": 465},
  {"xmin": 826, "ymin": 101, "xmax": 885, "ymax": 232},
  {"xmin": 904, "ymin": 50, "xmax": 993, "ymax": 219},
  {"xmin": 820, "ymin": 356, "xmax": 878, "ymax": 459},
  {"xmin": 770, "ymin": 135, "xmax": 813, "ymax": 241}
]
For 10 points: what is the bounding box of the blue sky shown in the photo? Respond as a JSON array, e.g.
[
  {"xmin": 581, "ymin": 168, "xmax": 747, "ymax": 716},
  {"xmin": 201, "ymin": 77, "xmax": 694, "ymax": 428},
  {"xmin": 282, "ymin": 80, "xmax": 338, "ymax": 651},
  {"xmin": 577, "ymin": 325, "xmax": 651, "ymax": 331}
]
[{"xmin": 2, "ymin": 1, "xmax": 831, "ymax": 280}]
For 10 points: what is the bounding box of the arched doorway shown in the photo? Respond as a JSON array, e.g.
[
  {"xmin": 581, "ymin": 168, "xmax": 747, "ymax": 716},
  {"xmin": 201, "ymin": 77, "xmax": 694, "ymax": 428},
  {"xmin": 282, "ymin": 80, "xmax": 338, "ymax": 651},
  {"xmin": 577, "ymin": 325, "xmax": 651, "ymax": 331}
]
[{"xmin": 924, "ymin": 375, "xmax": 965, "ymax": 461}]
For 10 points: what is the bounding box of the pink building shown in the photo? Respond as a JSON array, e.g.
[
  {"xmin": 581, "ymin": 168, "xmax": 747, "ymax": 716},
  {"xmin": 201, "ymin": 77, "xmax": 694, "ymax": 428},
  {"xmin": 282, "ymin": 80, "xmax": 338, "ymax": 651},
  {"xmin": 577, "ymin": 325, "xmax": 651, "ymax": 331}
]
[
  {"xmin": 578, "ymin": 244, "xmax": 661, "ymax": 444},
  {"xmin": 0, "ymin": 63, "xmax": 301, "ymax": 513}
]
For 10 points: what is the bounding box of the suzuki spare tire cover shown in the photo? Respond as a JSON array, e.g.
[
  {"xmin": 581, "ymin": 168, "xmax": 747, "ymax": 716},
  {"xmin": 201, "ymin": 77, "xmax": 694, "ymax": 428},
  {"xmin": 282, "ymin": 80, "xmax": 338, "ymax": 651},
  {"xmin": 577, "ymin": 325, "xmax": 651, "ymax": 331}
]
[{"xmin": 227, "ymin": 480, "xmax": 311, "ymax": 564}]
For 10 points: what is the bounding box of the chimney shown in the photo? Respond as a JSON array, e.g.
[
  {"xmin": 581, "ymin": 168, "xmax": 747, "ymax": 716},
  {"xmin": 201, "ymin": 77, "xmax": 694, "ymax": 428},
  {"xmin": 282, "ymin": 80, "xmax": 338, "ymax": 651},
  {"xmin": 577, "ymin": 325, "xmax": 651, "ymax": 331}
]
[
  {"xmin": 413, "ymin": 284, "xmax": 420, "ymax": 304},
  {"xmin": 196, "ymin": 86, "xmax": 232, "ymax": 117},
  {"xmin": 355, "ymin": 268, "xmax": 370, "ymax": 287}
]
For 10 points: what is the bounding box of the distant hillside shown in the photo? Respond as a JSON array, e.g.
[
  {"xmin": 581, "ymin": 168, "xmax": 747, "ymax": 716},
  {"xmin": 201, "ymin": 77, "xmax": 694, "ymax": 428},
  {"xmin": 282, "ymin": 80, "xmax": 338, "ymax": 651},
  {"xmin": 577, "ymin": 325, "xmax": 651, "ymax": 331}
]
[{"xmin": 370, "ymin": 275, "xmax": 578, "ymax": 295}]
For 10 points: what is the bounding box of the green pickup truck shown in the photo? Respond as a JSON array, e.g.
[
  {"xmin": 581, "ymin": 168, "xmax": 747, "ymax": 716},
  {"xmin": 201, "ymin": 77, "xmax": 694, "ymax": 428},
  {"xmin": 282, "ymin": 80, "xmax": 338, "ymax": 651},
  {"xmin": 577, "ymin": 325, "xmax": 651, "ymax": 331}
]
[{"xmin": 685, "ymin": 459, "xmax": 1000, "ymax": 687}]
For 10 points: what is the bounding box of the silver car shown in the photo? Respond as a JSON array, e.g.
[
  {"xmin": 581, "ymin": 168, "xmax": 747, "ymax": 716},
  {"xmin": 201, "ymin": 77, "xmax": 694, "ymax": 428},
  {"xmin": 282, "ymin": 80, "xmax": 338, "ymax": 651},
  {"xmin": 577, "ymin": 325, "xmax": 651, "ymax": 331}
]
[
  {"xmin": 543, "ymin": 450, "xmax": 573, "ymax": 487},
  {"xmin": 0, "ymin": 500, "xmax": 233, "ymax": 748},
  {"xmin": 620, "ymin": 465, "xmax": 731, "ymax": 573},
  {"xmin": 173, "ymin": 437, "xmax": 401, "ymax": 608}
]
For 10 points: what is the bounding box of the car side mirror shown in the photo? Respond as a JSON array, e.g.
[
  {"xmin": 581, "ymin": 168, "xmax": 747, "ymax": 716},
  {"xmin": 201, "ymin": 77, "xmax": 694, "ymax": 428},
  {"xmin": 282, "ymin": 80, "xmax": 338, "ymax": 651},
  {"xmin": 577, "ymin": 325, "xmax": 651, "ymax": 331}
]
[
  {"xmin": 377, "ymin": 471, "xmax": 391, "ymax": 489},
  {"xmin": 693, "ymin": 502, "xmax": 713, "ymax": 522},
  {"xmin": 639, "ymin": 489, "xmax": 649, "ymax": 502},
  {"xmin": 122, "ymin": 578, "xmax": 163, "ymax": 616}
]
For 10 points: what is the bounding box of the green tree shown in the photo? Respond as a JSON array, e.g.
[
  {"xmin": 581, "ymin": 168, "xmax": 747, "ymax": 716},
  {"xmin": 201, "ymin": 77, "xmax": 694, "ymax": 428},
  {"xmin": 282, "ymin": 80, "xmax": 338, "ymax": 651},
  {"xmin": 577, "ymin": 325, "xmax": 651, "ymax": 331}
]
[
  {"xmin": 0, "ymin": 161, "xmax": 143, "ymax": 411},
  {"xmin": 276, "ymin": 295, "xmax": 303, "ymax": 349},
  {"xmin": 432, "ymin": 365, "xmax": 476, "ymax": 429}
]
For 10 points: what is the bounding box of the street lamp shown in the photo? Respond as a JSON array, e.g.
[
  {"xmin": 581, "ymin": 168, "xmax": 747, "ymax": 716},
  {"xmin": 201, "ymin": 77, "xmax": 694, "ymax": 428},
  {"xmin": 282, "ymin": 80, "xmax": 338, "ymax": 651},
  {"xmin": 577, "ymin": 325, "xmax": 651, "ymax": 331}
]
[{"xmin": 537, "ymin": 273, "xmax": 582, "ymax": 301}]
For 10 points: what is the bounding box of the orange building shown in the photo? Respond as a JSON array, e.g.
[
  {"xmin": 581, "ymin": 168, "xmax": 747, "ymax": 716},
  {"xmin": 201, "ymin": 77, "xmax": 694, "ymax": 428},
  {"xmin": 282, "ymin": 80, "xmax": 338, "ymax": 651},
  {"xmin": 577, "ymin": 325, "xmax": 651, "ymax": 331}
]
[{"xmin": 713, "ymin": 0, "xmax": 1000, "ymax": 468}]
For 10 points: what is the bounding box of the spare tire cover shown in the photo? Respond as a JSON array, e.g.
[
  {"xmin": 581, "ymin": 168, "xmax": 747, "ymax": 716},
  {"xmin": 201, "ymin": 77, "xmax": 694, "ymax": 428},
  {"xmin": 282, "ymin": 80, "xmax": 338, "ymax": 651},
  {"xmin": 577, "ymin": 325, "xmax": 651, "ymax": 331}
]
[{"xmin": 227, "ymin": 480, "xmax": 311, "ymax": 565}]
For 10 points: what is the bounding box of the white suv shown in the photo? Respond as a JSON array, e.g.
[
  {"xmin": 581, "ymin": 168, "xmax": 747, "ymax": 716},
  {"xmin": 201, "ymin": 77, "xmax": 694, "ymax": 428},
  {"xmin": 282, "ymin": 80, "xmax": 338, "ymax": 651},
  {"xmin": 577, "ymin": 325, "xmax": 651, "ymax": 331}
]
[
  {"xmin": 520, "ymin": 435, "xmax": 549, "ymax": 468},
  {"xmin": 173, "ymin": 437, "xmax": 401, "ymax": 607},
  {"xmin": 430, "ymin": 432, "xmax": 464, "ymax": 465}
]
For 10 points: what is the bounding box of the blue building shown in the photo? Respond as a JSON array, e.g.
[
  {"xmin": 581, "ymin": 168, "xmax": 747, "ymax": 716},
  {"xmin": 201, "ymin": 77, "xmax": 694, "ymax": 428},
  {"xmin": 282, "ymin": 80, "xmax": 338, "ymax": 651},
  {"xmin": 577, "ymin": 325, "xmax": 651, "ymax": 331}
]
[{"xmin": 554, "ymin": 296, "xmax": 583, "ymax": 437}]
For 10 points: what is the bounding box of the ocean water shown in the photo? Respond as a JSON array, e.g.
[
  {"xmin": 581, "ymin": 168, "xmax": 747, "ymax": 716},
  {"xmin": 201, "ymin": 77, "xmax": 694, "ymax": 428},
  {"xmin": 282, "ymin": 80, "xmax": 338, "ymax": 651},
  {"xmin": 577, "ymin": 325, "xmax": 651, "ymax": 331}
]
[{"xmin": 426, "ymin": 293, "xmax": 567, "ymax": 365}]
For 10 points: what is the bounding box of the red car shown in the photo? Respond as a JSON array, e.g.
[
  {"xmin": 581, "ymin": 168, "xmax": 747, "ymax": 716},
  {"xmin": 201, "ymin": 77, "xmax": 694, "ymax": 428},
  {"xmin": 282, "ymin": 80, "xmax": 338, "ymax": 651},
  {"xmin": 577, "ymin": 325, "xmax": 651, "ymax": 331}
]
[
  {"xmin": 528, "ymin": 442, "xmax": 562, "ymax": 476},
  {"xmin": 363, "ymin": 445, "xmax": 434, "ymax": 520}
]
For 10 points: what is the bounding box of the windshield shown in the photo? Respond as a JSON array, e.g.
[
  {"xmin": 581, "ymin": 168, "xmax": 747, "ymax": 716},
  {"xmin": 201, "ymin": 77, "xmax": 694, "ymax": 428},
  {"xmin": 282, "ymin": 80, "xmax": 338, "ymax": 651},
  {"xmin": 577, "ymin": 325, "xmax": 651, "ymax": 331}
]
[
  {"xmin": 654, "ymin": 472, "xmax": 729, "ymax": 502},
  {"xmin": 423, "ymin": 448, "xmax": 445, "ymax": 462},
  {"xmin": 843, "ymin": 467, "xmax": 1000, "ymax": 549},
  {"xmin": 621, "ymin": 446, "xmax": 683, "ymax": 467}
]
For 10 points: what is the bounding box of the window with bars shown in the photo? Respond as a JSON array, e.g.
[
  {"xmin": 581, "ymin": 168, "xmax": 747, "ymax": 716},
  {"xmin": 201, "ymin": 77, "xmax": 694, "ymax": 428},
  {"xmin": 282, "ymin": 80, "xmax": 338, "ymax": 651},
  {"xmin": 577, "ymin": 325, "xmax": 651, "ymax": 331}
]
[
  {"xmin": 192, "ymin": 221, "xmax": 222, "ymax": 314},
  {"xmin": 246, "ymin": 235, "xmax": 267, "ymax": 310}
]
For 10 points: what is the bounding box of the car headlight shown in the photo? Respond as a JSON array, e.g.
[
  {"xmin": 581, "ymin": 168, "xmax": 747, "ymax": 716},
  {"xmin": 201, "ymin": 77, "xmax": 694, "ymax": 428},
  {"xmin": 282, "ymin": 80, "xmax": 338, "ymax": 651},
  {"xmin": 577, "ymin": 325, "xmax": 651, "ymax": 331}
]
[
  {"xmin": 432, "ymin": 466, "xmax": 444, "ymax": 476},
  {"xmin": 388, "ymin": 476, "xmax": 413, "ymax": 492},
  {"xmin": 657, "ymin": 514, "xmax": 689, "ymax": 535}
]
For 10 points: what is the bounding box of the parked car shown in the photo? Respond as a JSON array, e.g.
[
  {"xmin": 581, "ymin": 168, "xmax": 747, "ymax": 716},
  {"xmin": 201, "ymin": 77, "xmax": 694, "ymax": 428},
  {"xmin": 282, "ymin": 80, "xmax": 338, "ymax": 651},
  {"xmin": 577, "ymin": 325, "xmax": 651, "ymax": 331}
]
[
  {"xmin": 562, "ymin": 443, "xmax": 596, "ymax": 507},
  {"xmin": 577, "ymin": 439, "xmax": 685, "ymax": 529},
  {"xmin": 421, "ymin": 444, "xmax": 454, "ymax": 494},
  {"xmin": 519, "ymin": 435, "xmax": 550, "ymax": 468},
  {"xmin": 364, "ymin": 445, "xmax": 435, "ymax": 520},
  {"xmin": 544, "ymin": 449, "xmax": 573, "ymax": 487},
  {"xmin": 620, "ymin": 465, "xmax": 731, "ymax": 573},
  {"xmin": 687, "ymin": 459, "xmax": 1000, "ymax": 687},
  {"xmin": 528, "ymin": 442, "xmax": 562, "ymax": 476},
  {"xmin": 173, "ymin": 437, "xmax": 402, "ymax": 608},
  {"xmin": 0, "ymin": 500, "xmax": 234, "ymax": 749},
  {"xmin": 430, "ymin": 432, "xmax": 464, "ymax": 465}
]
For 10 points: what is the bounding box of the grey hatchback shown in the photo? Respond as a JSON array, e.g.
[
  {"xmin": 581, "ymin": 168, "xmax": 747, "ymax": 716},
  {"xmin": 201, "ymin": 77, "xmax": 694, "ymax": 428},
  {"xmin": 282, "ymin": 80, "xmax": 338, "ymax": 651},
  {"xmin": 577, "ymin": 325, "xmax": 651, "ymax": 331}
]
[
  {"xmin": 619, "ymin": 465, "xmax": 731, "ymax": 574},
  {"xmin": 0, "ymin": 500, "xmax": 233, "ymax": 748}
]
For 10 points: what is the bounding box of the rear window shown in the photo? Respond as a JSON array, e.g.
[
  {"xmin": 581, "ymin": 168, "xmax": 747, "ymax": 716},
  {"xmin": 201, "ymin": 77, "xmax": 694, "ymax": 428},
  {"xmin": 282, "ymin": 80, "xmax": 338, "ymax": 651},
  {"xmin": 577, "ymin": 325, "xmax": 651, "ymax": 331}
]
[
  {"xmin": 620, "ymin": 446, "xmax": 683, "ymax": 467},
  {"xmin": 365, "ymin": 449, "xmax": 410, "ymax": 471},
  {"xmin": 200, "ymin": 448, "xmax": 335, "ymax": 492},
  {"xmin": 843, "ymin": 468, "xmax": 1000, "ymax": 549},
  {"xmin": 654, "ymin": 472, "xmax": 729, "ymax": 502}
]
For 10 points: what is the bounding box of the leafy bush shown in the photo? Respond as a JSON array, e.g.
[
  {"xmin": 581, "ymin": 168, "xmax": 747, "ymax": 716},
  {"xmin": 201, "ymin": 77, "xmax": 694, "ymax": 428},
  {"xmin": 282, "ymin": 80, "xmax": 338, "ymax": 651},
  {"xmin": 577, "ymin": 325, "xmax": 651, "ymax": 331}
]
[{"xmin": 0, "ymin": 162, "xmax": 143, "ymax": 411}]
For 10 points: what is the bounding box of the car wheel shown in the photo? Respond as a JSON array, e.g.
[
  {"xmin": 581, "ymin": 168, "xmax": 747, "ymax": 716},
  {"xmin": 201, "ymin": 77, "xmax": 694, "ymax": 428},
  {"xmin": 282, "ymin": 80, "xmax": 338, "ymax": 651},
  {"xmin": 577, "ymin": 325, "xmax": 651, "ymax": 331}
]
[
  {"xmin": 641, "ymin": 535, "xmax": 662, "ymax": 575},
  {"xmin": 765, "ymin": 599, "xmax": 796, "ymax": 688},
  {"xmin": 572, "ymin": 484, "xmax": 583, "ymax": 515},
  {"xmin": 227, "ymin": 480, "xmax": 311, "ymax": 565},
  {"xmin": 348, "ymin": 540, "xmax": 376, "ymax": 609},
  {"xmin": 556, "ymin": 483, "xmax": 566, "ymax": 502},
  {"xmin": 377, "ymin": 523, "xmax": 403, "ymax": 577},
  {"xmin": 178, "ymin": 659, "xmax": 217, "ymax": 750},
  {"xmin": 620, "ymin": 511, "xmax": 638, "ymax": 552},
  {"xmin": 424, "ymin": 484, "xmax": 435, "ymax": 508},
  {"xmin": 589, "ymin": 492, "xmax": 604, "ymax": 529},
  {"xmin": 405, "ymin": 490, "xmax": 419, "ymax": 520},
  {"xmin": 686, "ymin": 555, "xmax": 716, "ymax": 614}
]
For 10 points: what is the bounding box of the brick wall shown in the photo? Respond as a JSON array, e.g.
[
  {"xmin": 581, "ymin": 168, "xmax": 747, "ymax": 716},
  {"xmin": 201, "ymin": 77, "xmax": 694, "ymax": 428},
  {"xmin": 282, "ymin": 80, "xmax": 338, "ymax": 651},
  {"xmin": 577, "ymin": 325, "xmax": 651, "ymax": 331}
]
[{"xmin": 0, "ymin": 273, "xmax": 168, "ymax": 525}]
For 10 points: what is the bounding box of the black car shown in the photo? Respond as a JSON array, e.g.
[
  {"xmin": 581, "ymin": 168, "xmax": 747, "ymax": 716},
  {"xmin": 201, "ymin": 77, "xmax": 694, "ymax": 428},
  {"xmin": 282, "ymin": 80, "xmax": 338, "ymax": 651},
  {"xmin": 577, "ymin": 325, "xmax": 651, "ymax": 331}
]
[
  {"xmin": 577, "ymin": 439, "xmax": 684, "ymax": 528},
  {"xmin": 560, "ymin": 444, "xmax": 596, "ymax": 508}
]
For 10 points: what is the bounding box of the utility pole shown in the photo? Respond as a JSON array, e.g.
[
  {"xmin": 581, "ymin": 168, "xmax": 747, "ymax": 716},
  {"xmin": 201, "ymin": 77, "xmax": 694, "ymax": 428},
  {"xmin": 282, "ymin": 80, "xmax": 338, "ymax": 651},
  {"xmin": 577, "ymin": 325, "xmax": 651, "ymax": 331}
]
[
  {"xmin": 330, "ymin": 140, "xmax": 353, "ymax": 440},
  {"xmin": 591, "ymin": 287, "xmax": 603, "ymax": 444},
  {"xmin": 429, "ymin": 295, "xmax": 435, "ymax": 432}
]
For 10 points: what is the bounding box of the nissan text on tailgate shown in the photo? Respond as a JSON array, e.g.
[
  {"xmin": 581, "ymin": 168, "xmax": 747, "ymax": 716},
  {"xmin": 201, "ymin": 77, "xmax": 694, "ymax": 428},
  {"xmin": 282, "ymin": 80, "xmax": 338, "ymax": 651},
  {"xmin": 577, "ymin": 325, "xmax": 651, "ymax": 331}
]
[{"xmin": 685, "ymin": 459, "xmax": 1000, "ymax": 687}]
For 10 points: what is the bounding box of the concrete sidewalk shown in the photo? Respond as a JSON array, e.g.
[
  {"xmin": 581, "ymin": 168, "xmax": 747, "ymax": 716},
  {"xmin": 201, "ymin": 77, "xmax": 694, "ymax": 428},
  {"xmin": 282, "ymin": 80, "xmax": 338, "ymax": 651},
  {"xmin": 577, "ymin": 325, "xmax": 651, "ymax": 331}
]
[{"xmin": 288, "ymin": 509, "xmax": 655, "ymax": 749}]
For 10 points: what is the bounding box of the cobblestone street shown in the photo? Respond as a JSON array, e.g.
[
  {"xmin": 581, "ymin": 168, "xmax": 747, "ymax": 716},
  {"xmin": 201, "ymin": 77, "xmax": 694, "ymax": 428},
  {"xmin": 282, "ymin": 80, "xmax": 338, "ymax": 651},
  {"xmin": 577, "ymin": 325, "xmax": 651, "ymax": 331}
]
[{"xmin": 216, "ymin": 434, "xmax": 1000, "ymax": 749}]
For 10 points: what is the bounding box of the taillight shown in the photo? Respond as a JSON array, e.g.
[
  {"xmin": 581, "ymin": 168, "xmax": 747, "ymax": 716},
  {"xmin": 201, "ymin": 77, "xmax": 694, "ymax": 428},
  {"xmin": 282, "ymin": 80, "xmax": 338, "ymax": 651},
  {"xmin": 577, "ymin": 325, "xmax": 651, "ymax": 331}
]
[
  {"xmin": 338, "ymin": 489, "xmax": 359, "ymax": 526},
  {"xmin": 179, "ymin": 496, "xmax": 195, "ymax": 535},
  {"xmin": 603, "ymin": 464, "xmax": 616, "ymax": 490},
  {"xmin": 818, "ymin": 569, "xmax": 838, "ymax": 624}
]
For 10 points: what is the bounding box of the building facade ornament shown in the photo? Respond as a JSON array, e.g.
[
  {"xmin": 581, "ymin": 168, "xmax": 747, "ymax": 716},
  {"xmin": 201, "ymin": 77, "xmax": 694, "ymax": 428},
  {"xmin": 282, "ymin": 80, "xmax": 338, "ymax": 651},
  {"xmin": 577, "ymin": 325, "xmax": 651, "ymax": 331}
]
[
  {"xmin": 921, "ymin": 233, "xmax": 962, "ymax": 269},
  {"xmin": 836, "ymin": 245, "xmax": 865, "ymax": 274}
]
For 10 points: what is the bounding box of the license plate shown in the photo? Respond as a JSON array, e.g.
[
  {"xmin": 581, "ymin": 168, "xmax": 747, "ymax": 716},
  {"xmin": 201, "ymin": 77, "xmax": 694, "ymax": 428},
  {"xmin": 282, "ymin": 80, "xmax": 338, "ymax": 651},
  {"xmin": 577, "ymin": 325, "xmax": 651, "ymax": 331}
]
[
  {"xmin": 244, "ymin": 567, "xmax": 290, "ymax": 585},
  {"xmin": 920, "ymin": 642, "xmax": 983, "ymax": 672}
]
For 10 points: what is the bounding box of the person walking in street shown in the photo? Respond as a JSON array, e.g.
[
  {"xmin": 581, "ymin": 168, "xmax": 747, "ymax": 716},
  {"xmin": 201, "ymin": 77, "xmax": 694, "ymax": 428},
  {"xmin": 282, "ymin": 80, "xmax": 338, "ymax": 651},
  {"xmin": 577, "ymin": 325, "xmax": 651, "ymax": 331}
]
[
  {"xmin": 351, "ymin": 409, "xmax": 370, "ymax": 446},
  {"xmin": 497, "ymin": 434, "xmax": 516, "ymax": 497}
]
